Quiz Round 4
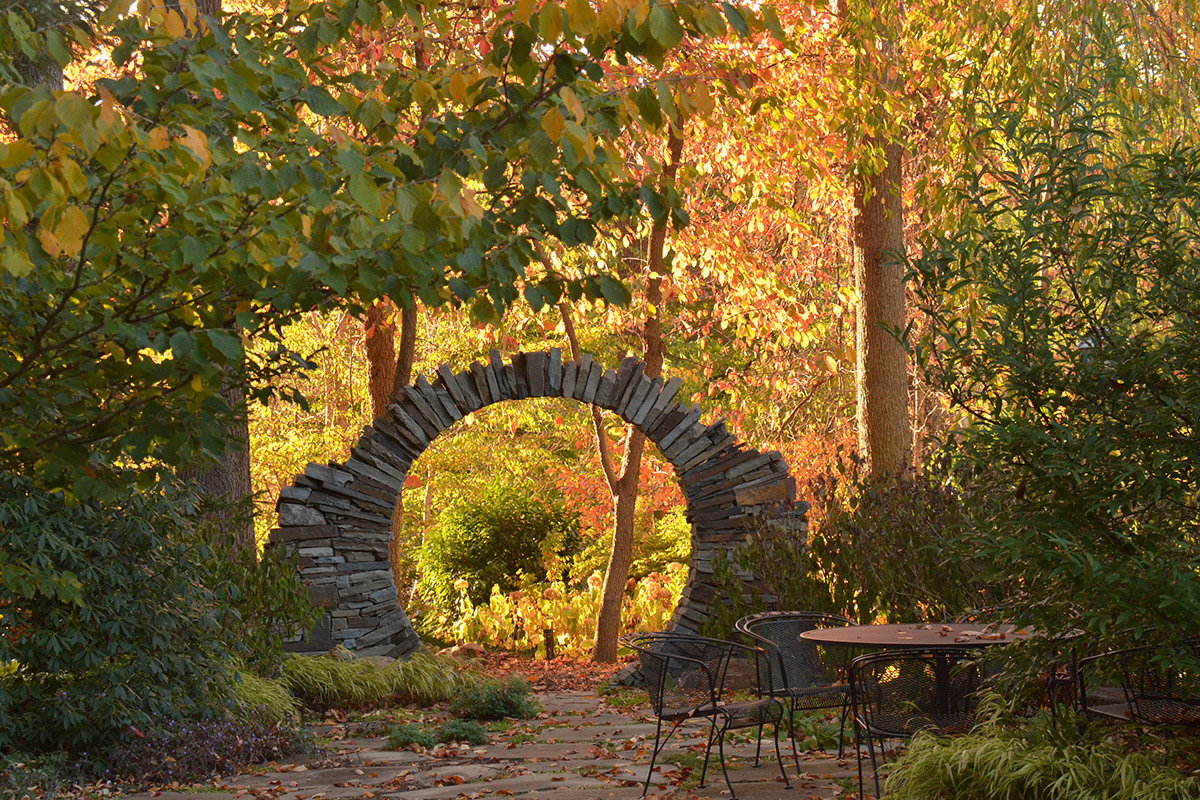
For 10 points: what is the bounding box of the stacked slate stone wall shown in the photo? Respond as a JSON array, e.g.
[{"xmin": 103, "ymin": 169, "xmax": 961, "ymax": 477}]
[{"xmin": 269, "ymin": 349, "xmax": 808, "ymax": 659}]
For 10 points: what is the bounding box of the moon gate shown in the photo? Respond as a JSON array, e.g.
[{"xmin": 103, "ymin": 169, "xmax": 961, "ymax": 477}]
[{"xmin": 269, "ymin": 349, "xmax": 807, "ymax": 659}]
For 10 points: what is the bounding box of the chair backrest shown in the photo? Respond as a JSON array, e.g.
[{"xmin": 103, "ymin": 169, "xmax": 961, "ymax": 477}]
[
  {"xmin": 850, "ymin": 648, "xmax": 980, "ymax": 738},
  {"xmin": 736, "ymin": 611, "xmax": 853, "ymax": 693},
  {"xmin": 1123, "ymin": 640, "xmax": 1200, "ymax": 725},
  {"xmin": 622, "ymin": 633, "xmax": 733, "ymax": 718}
]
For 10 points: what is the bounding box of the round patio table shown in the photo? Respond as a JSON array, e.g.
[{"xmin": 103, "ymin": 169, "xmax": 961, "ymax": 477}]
[
  {"xmin": 798, "ymin": 622, "xmax": 1031, "ymax": 650},
  {"xmin": 800, "ymin": 622, "xmax": 1031, "ymax": 715}
]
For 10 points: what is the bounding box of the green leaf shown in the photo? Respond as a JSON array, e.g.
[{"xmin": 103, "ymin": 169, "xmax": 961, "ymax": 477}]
[
  {"xmin": 721, "ymin": 2, "xmax": 749, "ymax": 38},
  {"xmin": 302, "ymin": 86, "xmax": 343, "ymax": 117},
  {"xmin": 205, "ymin": 330, "xmax": 243, "ymax": 361},
  {"xmin": 348, "ymin": 171, "xmax": 382, "ymax": 215}
]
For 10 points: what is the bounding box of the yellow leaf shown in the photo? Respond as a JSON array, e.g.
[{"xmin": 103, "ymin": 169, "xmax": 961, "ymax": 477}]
[
  {"xmin": 162, "ymin": 9, "xmax": 186, "ymax": 38},
  {"xmin": 4, "ymin": 187, "xmax": 29, "ymax": 227},
  {"xmin": 54, "ymin": 205, "xmax": 89, "ymax": 257},
  {"xmin": 180, "ymin": 125, "xmax": 211, "ymax": 168},
  {"xmin": 412, "ymin": 80, "xmax": 438, "ymax": 109},
  {"xmin": 824, "ymin": 354, "xmax": 839, "ymax": 375},
  {"xmin": 58, "ymin": 158, "xmax": 87, "ymax": 197},
  {"xmin": 0, "ymin": 140, "xmax": 34, "ymax": 168},
  {"xmin": 147, "ymin": 126, "xmax": 170, "ymax": 150},
  {"xmin": 541, "ymin": 107, "xmax": 565, "ymax": 141},
  {"xmin": 191, "ymin": 374, "xmax": 204, "ymax": 393},
  {"xmin": 560, "ymin": 86, "xmax": 584, "ymax": 122},
  {"xmin": 2, "ymin": 246, "xmax": 33, "ymax": 277},
  {"xmin": 448, "ymin": 71, "xmax": 467, "ymax": 104},
  {"xmin": 37, "ymin": 225, "xmax": 61, "ymax": 257},
  {"xmin": 515, "ymin": 0, "xmax": 537, "ymax": 21},
  {"xmin": 539, "ymin": 5, "xmax": 562, "ymax": 39}
]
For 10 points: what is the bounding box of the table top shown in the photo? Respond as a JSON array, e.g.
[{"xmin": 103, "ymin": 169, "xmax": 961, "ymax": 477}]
[{"xmin": 799, "ymin": 622, "xmax": 1031, "ymax": 649}]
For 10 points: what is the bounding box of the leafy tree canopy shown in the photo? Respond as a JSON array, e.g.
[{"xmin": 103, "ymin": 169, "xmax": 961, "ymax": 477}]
[{"xmin": 0, "ymin": 0, "xmax": 769, "ymax": 498}]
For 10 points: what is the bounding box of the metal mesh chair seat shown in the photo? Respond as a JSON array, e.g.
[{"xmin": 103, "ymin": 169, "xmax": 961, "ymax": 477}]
[
  {"xmin": 621, "ymin": 632, "xmax": 790, "ymax": 800},
  {"xmin": 735, "ymin": 611, "xmax": 855, "ymax": 765},
  {"xmin": 850, "ymin": 649, "xmax": 981, "ymax": 798},
  {"xmin": 1079, "ymin": 640, "xmax": 1200, "ymax": 726},
  {"xmin": 717, "ymin": 697, "xmax": 784, "ymax": 728},
  {"xmin": 1136, "ymin": 698, "xmax": 1200, "ymax": 725}
]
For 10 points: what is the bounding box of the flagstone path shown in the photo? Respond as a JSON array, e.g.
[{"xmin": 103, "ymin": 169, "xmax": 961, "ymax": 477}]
[{"xmin": 128, "ymin": 691, "xmax": 869, "ymax": 800}]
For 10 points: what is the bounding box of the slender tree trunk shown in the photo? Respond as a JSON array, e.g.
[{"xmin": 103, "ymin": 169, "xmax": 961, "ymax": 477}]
[
  {"xmin": 364, "ymin": 301, "xmax": 396, "ymax": 420},
  {"xmin": 853, "ymin": 139, "xmax": 910, "ymax": 478},
  {"xmin": 388, "ymin": 303, "xmax": 418, "ymax": 590},
  {"xmin": 590, "ymin": 126, "xmax": 681, "ymax": 662}
]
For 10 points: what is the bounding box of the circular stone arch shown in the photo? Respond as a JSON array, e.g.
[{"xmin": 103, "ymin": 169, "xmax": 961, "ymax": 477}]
[{"xmin": 269, "ymin": 349, "xmax": 808, "ymax": 659}]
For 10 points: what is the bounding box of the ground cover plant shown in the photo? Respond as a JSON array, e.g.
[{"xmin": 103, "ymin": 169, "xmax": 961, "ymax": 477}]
[
  {"xmin": 450, "ymin": 676, "xmax": 540, "ymax": 721},
  {"xmin": 429, "ymin": 566, "xmax": 686, "ymax": 659},
  {"xmin": 886, "ymin": 700, "xmax": 1200, "ymax": 800},
  {"xmin": 386, "ymin": 719, "xmax": 490, "ymax": 750}
]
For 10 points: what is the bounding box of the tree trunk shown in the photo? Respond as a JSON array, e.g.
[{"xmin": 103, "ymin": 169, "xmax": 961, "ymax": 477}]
[
  {"xmin": 590, "ymin": 126, "xmax": 681, "ymax": 662},
  {"xmin": 388, "ymin": 303, "xmax": 418, "ymax": 590},
  {"xmin": 364, "ymin": 301, "xmax": 396, "ymax": 420},
  {"xmin": 840, "ymin": 0, "xmax": 912, "ymax": 480},
  {"xmin": 853, "ymin": 139, "xmax": 911, "ymax": 479},
  {"xmin": 180, "ymin": 378, "xmax": 255, "ymax": 551}
]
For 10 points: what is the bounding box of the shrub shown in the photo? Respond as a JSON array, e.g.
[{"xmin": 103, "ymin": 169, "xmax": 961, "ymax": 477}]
[
  {"xmin": 425, "ymin": 566, "xmax": 686, "ymax": 658},
  {"xmin": 418, "ymin": 480, "xmax": 580, "ymax": 608},
  {"xmin": 384, "ymin": 652, "xmax": 474, "ymax": 706},
  {"xmin": 103, "ymin": 718, "xmax": 313, "ymax": 787},
  {"xmin": 385, "ymin": 719, "xmax": 490, "ymax": 750},
  {"xmin": 0, "ymin": 474, "xmax": 236, "ymax": 752},
  {"xmin": 706, "ymin": 456, "xmax": 996, "ymax": 636},
  {"xmin": 450, "ymin": 676, "xmax": 539, "ymax": 720},
  {"xmin": 436, "ymin": 719, "xmax": 489, "ymax": 745},
  {"xmin": 911, "ymin": 94, "xmax": 1200, "ymax": 667}
]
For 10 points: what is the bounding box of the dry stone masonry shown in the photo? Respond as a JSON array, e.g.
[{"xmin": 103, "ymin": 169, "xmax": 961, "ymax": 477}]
[{"xmin": 269, "ymin": 349, "xmax": 808, "ymax": 660}]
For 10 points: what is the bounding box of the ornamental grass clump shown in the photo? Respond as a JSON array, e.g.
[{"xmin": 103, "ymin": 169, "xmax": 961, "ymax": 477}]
[
  {"xmin": 231, "ymin": 668, "xmax": 299, "ymax": 725},
  {"xmin": 280, "ymin": 652, "xmax": 478, "ymax": 710},
  {"xmin": 886, "ymin": 699, "xmax": 1200, "ymax": 800}
]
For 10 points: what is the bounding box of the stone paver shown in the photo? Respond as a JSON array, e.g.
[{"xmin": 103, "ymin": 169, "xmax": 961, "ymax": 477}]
[{"xmin": 123, "ymin": 692, "xmax": 871, "ymax": 800}]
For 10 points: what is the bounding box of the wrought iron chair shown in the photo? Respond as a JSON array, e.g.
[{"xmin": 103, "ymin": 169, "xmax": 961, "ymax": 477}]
[
  {"xmin": 620, "ymin": 631, "xmax": 790, "ymax": 799},
  {"xmin": 735, "ymin": 611, "xmax": 854, "ymax": 766},
  {"xmin": 1076, "ymin": 649, "xmax": 1133, "ymax": 721},
  {"xmin": 1123, "ymin": 640, "xmax": 1200, "ymax": 724},
  {"xmin": 1079, "ymin": 640, "xmax": 1200, "ymax": 725},
  {"xmin": 850, "ymin": 648, "xmax": 981, "ymax": 798}
]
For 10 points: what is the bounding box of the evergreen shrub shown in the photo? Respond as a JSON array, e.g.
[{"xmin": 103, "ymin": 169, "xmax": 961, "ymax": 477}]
[
  {"xmin": 418, "ymin": 480, "xmax": 580, "ymax": 608},
  {"xmin": 0, "ymin": 474, "xmax": 237, "ymax": 752}
]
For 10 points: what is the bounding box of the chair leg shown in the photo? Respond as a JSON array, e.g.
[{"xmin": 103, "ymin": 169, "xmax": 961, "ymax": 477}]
[
  {"xmin": 867, "ymin": 733, "xmax": 882, "ymax": 798},
  {"xmin": 753, "ymin": 717, "xmax": 764, "ymax": 766},
  {"xmin": 772, "ymin": 711, "xmax": 792, "ymax": 788},
  {"xmin": 855, "ymin": 722, "xmax": 866, "ymax": 800},
  {"xmin": 641, "ymin": 716, "xmax": 664, "ymax": 797},
  {"xmin": 716, "ymin": 716, "xmax": 738, "ymax": 800},
  {"xmin": 837, "ymin": 694, "xmax": 849, "ymax": 760},
  {"xmin": 698, "ymin": 717, "xmax": 719, "ymax": 789},
  {"xmin": 788, "ymin": 698, "xmax": 802, "ymax": 774}
]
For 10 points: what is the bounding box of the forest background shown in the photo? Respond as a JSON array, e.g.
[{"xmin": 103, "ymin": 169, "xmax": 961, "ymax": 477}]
[{"xmin": 2, "ymin": 0, "xmax": 1200, "ymax": 762}]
